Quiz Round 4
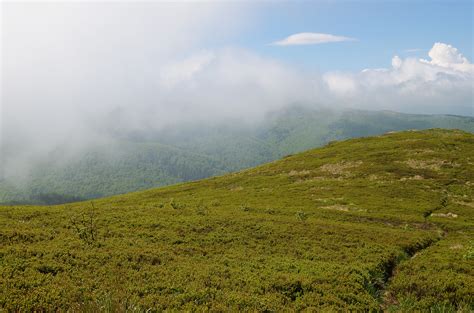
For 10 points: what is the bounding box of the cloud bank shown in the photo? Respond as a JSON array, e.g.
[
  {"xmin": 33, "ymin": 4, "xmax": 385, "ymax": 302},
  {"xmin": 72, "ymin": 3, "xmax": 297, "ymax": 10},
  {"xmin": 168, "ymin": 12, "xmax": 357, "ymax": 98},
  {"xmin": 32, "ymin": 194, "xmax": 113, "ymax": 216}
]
[
  {"xmin": 272, "ymin": 32, "xmax": 356, "ymax": 46},
  {"xmin": 1, "ymin": 2, "xmax": 473, "ymax": 181}
]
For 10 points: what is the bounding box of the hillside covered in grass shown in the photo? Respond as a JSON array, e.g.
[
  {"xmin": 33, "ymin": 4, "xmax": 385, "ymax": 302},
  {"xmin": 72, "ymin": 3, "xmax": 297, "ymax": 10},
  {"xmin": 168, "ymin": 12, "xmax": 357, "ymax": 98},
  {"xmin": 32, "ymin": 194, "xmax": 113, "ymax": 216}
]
[
  {"xmin": 2, "ymin": 108, "xmax": 473, "ymax": 205},
  {"xmin": 1, "ymin": 129, "xmax": 473, "ymax": 311}
]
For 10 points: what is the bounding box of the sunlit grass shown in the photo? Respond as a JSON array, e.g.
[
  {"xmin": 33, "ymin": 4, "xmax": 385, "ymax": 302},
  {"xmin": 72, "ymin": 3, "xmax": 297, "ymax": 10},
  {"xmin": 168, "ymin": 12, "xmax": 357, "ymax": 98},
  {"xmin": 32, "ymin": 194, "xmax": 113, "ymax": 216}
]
[{"xmin": 1, "ymin": 129, "xmax": 473, "ymax": 311}]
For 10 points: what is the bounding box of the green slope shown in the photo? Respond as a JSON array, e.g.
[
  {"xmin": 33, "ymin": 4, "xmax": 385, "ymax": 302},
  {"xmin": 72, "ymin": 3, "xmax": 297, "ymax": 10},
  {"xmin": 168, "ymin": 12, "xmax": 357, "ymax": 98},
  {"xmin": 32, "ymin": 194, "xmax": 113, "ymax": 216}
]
[
  {"xmin": 1, "ymin": 108, "xmax": 473, "ymax": 204},
  {"xmin": 1, "ymin": 129, "xmax": 472, "ymax": 311}
]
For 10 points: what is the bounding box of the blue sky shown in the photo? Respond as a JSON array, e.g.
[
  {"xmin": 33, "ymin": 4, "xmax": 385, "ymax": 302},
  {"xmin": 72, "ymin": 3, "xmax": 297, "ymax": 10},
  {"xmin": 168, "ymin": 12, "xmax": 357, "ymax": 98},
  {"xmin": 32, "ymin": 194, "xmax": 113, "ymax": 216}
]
[{"xmin": 209, "ymin": 1, "xmax": 473, "ymax": 72}]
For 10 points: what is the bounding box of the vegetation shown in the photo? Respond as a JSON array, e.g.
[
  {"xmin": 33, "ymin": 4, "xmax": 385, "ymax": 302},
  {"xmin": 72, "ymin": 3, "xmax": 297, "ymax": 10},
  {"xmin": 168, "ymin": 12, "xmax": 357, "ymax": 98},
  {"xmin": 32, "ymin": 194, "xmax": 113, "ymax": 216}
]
[
  {"xmin": 0, "ymin": 129, "xmax": 473, "ymax": 311},
  {"xmin": 1, "ymin": 108, "xmax": 473, "ymax": 204}
]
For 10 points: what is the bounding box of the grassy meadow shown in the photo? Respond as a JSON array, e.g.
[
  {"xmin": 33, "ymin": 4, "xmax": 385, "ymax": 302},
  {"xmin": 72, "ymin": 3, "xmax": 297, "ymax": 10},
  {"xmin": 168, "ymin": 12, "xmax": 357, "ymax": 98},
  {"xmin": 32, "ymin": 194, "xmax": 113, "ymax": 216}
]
[{"xmin": 1, "ymin": 129, "xmax": 473, "ymax": 311}]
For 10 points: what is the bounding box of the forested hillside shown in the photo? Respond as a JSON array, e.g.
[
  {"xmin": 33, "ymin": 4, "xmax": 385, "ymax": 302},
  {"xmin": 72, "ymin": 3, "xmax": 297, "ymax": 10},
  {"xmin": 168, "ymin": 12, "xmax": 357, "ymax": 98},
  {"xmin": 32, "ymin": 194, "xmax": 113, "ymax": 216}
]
[{"xmin": 1, "ymin": 107, "xmax": 473, "ymax": 204}]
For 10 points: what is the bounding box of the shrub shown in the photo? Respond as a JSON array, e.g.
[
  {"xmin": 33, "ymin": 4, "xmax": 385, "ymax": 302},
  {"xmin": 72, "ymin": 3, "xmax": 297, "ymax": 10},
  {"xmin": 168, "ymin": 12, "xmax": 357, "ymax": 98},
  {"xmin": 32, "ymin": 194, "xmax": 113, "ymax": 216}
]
[
  {"xmin": 240, "ymin": 204, "xmax": 251, "ymax": 212},
  {"xmin": 169, "ymin": 198, "xmax": 185, "ymax": 210},
  {"xmin": 295, "ymin": 211, "xmax": 308, "ymax": 222},
  {"xmin": 463, "ymin": 242, "xmax": 474, "ymax": 260},
  {"xmin": 196, "ymin": 200, "xmax": 208, "ymax": 215},
  {"xmin": 69, "ymin": 202, "xmax": 99, "ymax": 245}
]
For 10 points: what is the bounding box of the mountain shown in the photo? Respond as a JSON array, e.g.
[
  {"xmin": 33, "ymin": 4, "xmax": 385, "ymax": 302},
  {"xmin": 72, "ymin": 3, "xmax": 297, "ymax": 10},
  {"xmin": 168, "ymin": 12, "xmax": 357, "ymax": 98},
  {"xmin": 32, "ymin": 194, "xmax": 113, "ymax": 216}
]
[
  {"xmin": 1, "ymin": 107, "xmax": 473, "ymax": 204},
  {"xmin": 1, "ymin": 129, "xmax": 472, "ymax": 311}
]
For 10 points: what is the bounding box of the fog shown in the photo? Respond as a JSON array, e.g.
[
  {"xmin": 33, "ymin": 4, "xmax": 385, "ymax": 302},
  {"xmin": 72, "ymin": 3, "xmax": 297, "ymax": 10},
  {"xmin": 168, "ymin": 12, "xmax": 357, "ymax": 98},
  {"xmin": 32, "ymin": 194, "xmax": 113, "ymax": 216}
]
[{"xmin": 1, "ymin": 2, "xmax": 473, "ymax": 181}]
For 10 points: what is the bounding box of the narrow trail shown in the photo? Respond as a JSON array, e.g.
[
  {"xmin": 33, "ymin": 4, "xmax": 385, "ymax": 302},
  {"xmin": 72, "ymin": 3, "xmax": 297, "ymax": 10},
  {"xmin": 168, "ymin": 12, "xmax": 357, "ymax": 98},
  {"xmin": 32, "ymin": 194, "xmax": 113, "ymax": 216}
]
[
  {"xmin": 379, "ymin": 236, "xmax": 442, "ymax": 310},
  {"xmin": 378, "ymin": 191, "xmax": 450, "ymax": 311}
]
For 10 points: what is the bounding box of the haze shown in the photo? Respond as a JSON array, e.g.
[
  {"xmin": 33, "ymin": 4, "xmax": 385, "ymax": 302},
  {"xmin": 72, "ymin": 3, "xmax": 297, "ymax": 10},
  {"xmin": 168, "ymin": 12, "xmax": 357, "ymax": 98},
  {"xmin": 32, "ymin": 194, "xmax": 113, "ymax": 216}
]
[{"xmin": 1, "ymin": 1, "xmax": 473, "ymax": 181}]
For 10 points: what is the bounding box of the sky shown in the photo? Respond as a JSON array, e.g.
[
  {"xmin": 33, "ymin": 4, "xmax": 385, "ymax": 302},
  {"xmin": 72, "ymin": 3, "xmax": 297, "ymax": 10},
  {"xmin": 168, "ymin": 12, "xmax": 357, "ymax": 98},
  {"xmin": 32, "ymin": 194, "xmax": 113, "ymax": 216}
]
[
  {"xmin": 1, "ymin": 0, "xmax": 473, "ymax": 178},
  {"xmin": 245, "ymin": 1, "xmax": 473, "ymax": 72}
]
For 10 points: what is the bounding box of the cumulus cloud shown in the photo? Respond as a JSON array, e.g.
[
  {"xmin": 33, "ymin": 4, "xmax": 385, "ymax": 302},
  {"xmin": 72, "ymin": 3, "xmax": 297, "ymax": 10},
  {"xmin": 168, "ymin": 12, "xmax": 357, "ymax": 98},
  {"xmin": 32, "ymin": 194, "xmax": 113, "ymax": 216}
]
[
  {"xmin": 272, "ymin": 32, "xmax": 356, "ymax": 46},
  {"xmin": 420, "ymin": 42, "xmax": 473, "ymax": 73},
  {"xmin": 323, "ymin": 42, "xmax": 473, "ymax": 115}
]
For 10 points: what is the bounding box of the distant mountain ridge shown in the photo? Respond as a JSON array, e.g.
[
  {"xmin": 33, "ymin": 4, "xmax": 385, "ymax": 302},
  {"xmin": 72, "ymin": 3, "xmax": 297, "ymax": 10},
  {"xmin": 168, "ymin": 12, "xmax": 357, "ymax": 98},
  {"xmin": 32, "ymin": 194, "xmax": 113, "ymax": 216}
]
[{"xmin": 1, "ymin": 107, "xmax": 473, "ymax": 204}]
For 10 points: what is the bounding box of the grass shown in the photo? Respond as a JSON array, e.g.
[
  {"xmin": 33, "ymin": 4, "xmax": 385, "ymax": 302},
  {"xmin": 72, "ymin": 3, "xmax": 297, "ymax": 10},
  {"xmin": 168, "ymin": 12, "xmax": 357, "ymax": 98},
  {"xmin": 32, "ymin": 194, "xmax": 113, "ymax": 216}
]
[{"xmin": 1, "ymin": 129, "xmax": 473, "ymax": 311}]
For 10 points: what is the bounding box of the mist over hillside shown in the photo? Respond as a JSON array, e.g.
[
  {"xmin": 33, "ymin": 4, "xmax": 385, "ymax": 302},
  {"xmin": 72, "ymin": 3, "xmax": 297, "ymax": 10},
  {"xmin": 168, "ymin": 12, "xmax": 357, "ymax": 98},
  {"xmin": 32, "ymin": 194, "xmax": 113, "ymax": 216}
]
[
  {"xmin": 2, "ymin": 3, "xmax": 473, "ymax": 200},
  {"xmin": 1, "ymin": 106, "xmax": 472, "ymax": 204}
]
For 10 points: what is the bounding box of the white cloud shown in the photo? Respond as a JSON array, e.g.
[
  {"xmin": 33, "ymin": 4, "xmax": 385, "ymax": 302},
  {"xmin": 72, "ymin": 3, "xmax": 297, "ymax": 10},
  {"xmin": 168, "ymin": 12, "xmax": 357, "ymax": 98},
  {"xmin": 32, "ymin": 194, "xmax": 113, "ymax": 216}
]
[
  {"xmin": 155, "ymin": 41, "xmax": 473, "ymax": 122},
  {"xmin": 159, "ymin": 51, "xmax": 215, "ymax": 88},
  {"xmin": 151, "ymin": 48, "xmax": 321, "ymax": 123},
  {"xmin": 324, "ymin": 42, "xmax": 473, "ymax": 115},
  {"xmin": 420, "ymin": 42, "xmax": 473, "ymax": 73},
  {"xmin": 272, "ymin": 32, "xmax": 356, "ymax": 46},
  {"xmin": 391, "ymin": 55, "xmax": 403, "ymax": 69}
]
